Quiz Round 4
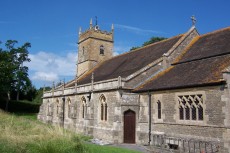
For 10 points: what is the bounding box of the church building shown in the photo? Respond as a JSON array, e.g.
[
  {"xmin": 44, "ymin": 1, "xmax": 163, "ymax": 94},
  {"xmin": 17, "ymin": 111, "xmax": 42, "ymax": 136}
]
[{"xmin": 38, "ymin": 19, "xmax": 230, "ymax": 152}]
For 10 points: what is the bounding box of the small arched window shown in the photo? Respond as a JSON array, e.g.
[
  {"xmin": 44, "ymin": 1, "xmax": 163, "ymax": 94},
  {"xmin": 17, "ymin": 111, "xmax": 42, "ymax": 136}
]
[
  {"xmin": 56, "ymin": 99, "xmax": 59, "ymax": 116},
  {"xmin": 81, "ymin": 97, "xmax": 86, "ymax": 119},
  {"xmin": 67, "ymin": 98, "xmax": 72, "ymax": 118},
  {"xmin": 100, "ymin": 95, "xmax": 107, "ymax": 121},
  {"xmin": 157, "ymin": 100, "xmax": 161, "ymax": 119},
  {"xmin": 100, "ymin": 45, "xmax": 104, "ymax": 55}
]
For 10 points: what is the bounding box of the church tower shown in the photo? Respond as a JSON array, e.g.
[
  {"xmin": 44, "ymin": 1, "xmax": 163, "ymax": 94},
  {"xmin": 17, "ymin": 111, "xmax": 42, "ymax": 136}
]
[{"xmin": 77, "ymin": 18, "xmax": 114, "ymax": 77}]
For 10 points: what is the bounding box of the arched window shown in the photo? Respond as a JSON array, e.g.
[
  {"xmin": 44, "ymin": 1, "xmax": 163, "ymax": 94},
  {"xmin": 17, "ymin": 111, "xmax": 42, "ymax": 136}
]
[
  {"xmin": 67, "ymin": 98, "xmax": 72, "ymax": 118},
  {"xmin": 81, "ymin": 97, "xmax": 86, "ymax": 119},
  {"xmin": 82, "ymin": 47, "xmax": 85, "ymax": 55},
  {"xmin": 56, "ymin": 99, "xmax": 60, "ymax": 116},
  {"xmin": 100, "ymin": 45, "xmax": 104, "ymax": 55},
  {"xmin": 157, "ymin": 100, "xmax": 161, "ymax": 119},
  {"xmin": 100, "ymin": 95, "xmax": 107, "ymax": 121}
]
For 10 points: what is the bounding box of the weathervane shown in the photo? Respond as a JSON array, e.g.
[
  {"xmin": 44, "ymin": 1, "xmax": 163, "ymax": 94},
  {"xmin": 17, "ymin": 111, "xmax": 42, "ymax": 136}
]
[{"xmin": 191, "ymin": 15, "xmax": 196, "ymax": 26}]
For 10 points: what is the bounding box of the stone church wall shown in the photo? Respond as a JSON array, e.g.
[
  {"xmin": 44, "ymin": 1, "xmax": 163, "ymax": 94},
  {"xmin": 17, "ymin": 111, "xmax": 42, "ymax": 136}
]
[{"xmin": 139, "ymin": 85, "xmax": 229, "ymax": 152}]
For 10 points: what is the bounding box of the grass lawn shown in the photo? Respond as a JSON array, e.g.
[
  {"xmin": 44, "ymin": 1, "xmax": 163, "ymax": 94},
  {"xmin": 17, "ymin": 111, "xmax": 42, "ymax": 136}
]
[{"xmin": 0, "ymin": 109, "xmax": 141, "ymax": 153}]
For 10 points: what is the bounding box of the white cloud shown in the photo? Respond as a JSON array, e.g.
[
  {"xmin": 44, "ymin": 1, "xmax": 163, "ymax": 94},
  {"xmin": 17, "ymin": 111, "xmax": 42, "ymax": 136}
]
[
  {"xmin": 32, "ymin": 72, "xmax": 59, "ymax": 82},
  {"xmin": 114, "ymin": 45, "xmax": 131, "ymax": 54},
  {"xmin": 25, "ymin": 51, "xmax": 77, "ymax": 86},
  {"xmin": 114, "ymin": 24, "xmax": 164, "ymax": 35}
]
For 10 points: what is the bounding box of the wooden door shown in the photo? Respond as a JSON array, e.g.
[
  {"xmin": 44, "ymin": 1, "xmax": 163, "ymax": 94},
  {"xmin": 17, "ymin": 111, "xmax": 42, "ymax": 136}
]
[{"xmin": 124, "ymin": 110, "xmax": 136, "ymax": 143}]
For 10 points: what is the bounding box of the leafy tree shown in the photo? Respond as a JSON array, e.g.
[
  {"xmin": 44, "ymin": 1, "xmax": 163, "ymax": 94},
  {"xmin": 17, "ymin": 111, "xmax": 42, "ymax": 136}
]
[
  {"xmin": 6, "ymin": 40, "xmax": 31, "ymax": 101},
  {"xmin": 142, "ymin": 37, "xmax": 167, "ymax": 46},
  {"xmin": 130, "ymin": 46, "xmax": 140, "ymax": 51},
  {"xmin": 0, "ymin": 40, "xmax": 31, "ymax": 107},
  {"xmin": 129, "ymin": 36, "xmax": 167, "ymax": 51}
]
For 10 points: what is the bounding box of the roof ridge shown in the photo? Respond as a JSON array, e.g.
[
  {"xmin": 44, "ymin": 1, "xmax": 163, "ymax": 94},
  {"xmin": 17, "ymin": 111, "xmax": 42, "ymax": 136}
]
[
  {"xmin": 77, "ymin": 34, "xmax": 184, "ymax": 82},
  {"xmin": 173, "ymin": 52, "xmax": 230, "ymax": 66},
  {"xmin": 109, "ymin": 34, "xmax": 184, "ymax": 61},
  {"xmin": 200, "ymin": 26, "xmax": 230, "ymax": 38}
]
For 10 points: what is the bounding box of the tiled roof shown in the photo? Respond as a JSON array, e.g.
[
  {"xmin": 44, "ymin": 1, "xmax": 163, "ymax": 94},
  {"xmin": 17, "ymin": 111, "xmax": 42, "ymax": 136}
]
[
  {"xmin": 135, "ymin": 27, "xmax": 230, "ymax": 92},
  {"xmin": 175, "ymin": 27, "xmax": 230, "ymax": 64},
  {"xmin": 77, "ymin": 35, "xmax": 182, "ymax": 85},
  {"xmin": 135, "ymin": 54, "xmax": 230, "ymax": 92}
]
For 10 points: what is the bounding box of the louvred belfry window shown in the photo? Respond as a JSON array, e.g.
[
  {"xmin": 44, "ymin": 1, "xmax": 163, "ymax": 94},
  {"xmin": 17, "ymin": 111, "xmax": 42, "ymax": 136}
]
[{"xmin": 100, "ymin": 45, "xmax": 104, "ymax": 55}]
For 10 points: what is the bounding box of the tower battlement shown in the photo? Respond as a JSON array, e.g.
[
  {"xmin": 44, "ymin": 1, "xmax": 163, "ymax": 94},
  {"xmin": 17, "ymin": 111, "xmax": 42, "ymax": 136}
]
[
  {"xmin": 79, "ymin": 28, "xmax": 113, "ymax": 44},
  {"xmin": 76, "ymin": 19, "xmax": 114, "ymax": 77}
]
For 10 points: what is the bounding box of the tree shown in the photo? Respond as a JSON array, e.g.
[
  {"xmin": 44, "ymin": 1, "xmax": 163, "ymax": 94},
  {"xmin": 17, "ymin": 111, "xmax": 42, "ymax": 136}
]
[
  {"xmin": 129, "ymin": 36, "xmax": 167, "ymax": 51},
  {"xmin": 0, "ymin": 40, "xmax": 31, "ymax": 103},
  {"xmin": 142, "ymin": 37, "xmax": 167, "ymax": 46},
  {"xmin": 130, "ymin": 46, "xmax": 140, "ymax": 51}
]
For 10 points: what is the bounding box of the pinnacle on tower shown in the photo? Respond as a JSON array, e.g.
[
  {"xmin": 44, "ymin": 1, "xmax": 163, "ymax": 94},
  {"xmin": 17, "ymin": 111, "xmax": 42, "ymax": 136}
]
[
  {"xmin": 90, "ymin": 18, "xmax": 93, "ymax": 29},
  {"xmin": 111, "ymin": 24, "xmax": 114, "ymax": 32},
  {"xmin": 79, "ymin": 27, "xmax": 82, "ymax": 36}
]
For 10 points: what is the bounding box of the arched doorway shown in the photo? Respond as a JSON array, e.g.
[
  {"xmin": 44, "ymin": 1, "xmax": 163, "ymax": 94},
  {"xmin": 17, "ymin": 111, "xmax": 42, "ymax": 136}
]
[{"xmin": 124, "ymin": 110, "xmax": 136, "ymax": 143}]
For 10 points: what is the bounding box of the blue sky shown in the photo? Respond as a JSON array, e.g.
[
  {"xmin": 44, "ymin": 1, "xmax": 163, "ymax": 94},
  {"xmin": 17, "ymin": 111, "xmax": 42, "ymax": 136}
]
[{"xmin": 1, "ymin": 0, "xmax": 230, "ymax": 88}]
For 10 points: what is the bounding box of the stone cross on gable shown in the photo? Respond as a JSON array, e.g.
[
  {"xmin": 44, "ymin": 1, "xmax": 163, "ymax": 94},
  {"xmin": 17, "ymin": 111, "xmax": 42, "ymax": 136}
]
[{"xmin": 191, "ymin": 15, "xmax": 196, "ymax": 26}]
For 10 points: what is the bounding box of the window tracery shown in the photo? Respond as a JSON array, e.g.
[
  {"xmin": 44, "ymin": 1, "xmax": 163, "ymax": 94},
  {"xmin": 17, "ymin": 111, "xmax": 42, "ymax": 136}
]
[{"xmin": 178, "ymin": 94, "xmax": 204, "ymax": 121}]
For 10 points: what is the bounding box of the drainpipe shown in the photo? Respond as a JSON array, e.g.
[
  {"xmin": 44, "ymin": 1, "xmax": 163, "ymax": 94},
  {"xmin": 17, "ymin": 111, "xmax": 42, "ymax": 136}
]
[{"xmin": 148, "ymin": 91, "xmax": 152, "ymax": 145}]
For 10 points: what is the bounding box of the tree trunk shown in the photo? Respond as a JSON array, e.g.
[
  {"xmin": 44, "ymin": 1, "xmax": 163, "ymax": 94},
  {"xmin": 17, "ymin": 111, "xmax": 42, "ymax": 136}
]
[
  {"xmin": 16, "ymin": 91, "xmax": 19, "ymax": 101},
  {"xmin": 7, "ymin": 91, "xmax": 11, "ymax": 101},
  {"xmin": 5, "ymin": 91, "xmax": 11, "ymax": 111},
  {"xmin": 5, "ymin": 99, "xmax": 9, "ymax": 111}
]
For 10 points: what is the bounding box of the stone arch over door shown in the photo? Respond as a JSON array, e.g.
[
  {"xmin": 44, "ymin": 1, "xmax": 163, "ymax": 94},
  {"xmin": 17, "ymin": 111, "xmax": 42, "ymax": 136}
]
[{"xmin": 124, "ymin": 109, "xmax": 136, "ymax": 143}]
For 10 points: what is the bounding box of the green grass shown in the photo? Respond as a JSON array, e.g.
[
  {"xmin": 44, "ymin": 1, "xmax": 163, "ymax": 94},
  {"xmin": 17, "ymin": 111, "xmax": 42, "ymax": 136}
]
[
  {"xmin": 0, "ymin": 109, "xmax": 141, "ymax": 153},
  {"xmin": 13, "ymin": 112, "xmax": 37, "ymax": 120},
  {"xmin": 86, "ymin": 143, "xmax": 141, "ymax": 153}
]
